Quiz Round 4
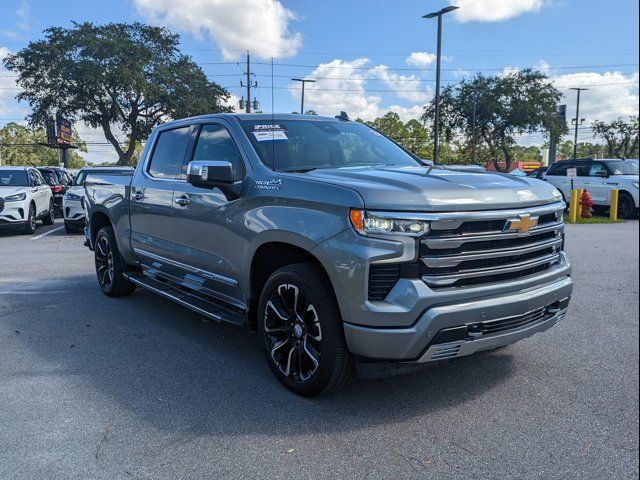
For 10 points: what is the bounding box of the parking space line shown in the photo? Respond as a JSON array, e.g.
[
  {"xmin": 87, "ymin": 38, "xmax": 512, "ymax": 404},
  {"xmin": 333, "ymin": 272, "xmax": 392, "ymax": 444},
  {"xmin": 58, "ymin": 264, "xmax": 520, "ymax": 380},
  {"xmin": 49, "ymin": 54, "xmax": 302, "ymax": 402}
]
[{"xmin": 30, "ymin": 226, "xmax": 64, "ymax": 241}]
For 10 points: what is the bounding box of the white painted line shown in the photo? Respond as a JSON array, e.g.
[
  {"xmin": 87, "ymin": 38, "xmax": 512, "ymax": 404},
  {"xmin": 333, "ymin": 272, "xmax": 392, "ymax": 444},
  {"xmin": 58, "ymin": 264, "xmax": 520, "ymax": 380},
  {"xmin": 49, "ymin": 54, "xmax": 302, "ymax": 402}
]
[{"xmin": 30, "ymin": 225, "xmax": 64, "ymax": 241}]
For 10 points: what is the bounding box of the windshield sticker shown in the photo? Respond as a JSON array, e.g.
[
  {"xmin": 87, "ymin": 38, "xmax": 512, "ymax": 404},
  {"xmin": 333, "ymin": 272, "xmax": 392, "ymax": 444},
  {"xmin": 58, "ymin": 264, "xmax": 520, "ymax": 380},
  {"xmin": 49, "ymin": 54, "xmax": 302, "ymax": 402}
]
[
  {"xmin": 254, "ymin": 178, "xmax": 283, "ymax": 190},
  {"xmin": 253, "ymin": 124, "xmax": 283, "ymax": 130},
  {"xmin": 253, "ymin": 130, "xmax": 289, "ymax": 142}
]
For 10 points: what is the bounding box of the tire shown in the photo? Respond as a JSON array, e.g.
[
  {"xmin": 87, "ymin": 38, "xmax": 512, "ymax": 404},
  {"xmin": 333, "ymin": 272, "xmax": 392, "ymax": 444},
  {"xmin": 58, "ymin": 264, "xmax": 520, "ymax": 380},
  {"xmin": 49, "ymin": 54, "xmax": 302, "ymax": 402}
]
[
  {"xmin": 22, "ymin": 203, "xmax": 37, "ymax": 234},
  {"xmin": 618, "ymin": 192, "xmax": 636, "ymax": 220},
  {"xmin": 94, "ymin": 226, "xmax": 137, "ymax": 297},
  {"xmin": 258, "ymin": 263, "xmax": 353, "ymax": 397},
  {"xmin": 42, "ymin": 200, "xmax": 55, "ymax": 225},
  {"xmin": 64, "ymin": 221, "xmax": 77, "ymax": 234}
]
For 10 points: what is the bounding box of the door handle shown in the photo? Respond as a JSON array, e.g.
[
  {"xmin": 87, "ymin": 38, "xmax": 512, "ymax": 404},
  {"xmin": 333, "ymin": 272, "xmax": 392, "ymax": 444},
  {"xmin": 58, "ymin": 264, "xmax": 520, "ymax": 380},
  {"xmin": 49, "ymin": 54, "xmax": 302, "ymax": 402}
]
[
  {"xmin": 132, "ymin": 190, "xmax": 145, "ymax": 200},
  {"xmin": 175, "ymin": 196, "xmax": 191, "ymax": 206}
]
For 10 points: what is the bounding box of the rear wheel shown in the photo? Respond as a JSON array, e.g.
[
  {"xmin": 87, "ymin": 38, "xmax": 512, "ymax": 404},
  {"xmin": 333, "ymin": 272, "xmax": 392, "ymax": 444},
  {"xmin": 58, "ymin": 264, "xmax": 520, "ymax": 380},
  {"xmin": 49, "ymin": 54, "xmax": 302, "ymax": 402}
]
[
  {"xmin": 42, "ymin": 200, "xmax": 55, "ymax": 225},
  {"xmin": 618, "ymin": 192, "xmax": 636, "ymax": 219},
  {"xmin": 258, "ymin": 263, "xmax": 352, "ymax": 396},
  {"xmin": 94, "ymin": 226, "xmax": 136, "ymax": 297},
  {"xmin": 22, "ymin": 204, "xmax": 36, "ymax": 234}
]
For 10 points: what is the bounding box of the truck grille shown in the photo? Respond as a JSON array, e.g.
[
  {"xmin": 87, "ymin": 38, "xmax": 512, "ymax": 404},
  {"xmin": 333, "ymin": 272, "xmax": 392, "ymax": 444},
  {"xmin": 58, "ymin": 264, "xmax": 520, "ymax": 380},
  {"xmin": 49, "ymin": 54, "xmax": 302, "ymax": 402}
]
[{"xmin": 368, "ymin": 203, "xmax": 565, "ymax": 300}]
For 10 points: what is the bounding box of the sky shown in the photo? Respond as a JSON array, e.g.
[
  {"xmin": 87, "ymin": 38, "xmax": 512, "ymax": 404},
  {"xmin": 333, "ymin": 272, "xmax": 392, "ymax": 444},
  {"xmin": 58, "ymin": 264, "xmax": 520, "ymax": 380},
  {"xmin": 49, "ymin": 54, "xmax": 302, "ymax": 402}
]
[{"xmin": 0, "ymin": 0, "xmax": 638, "ymax": 164}]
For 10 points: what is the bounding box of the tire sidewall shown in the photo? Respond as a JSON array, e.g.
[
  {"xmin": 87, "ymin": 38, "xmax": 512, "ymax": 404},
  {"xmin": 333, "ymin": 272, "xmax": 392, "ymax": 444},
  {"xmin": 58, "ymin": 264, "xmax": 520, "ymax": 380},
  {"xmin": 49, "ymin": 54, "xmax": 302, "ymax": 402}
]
[
  {"xmin": 42, "ymin": 201, "xmax": 55, "ymax": 225},
  {"xmin": 258, "ymin": 265, "xmax": 343, "ymax": 396},
  {"xmin": 24, "ymin": 204, "xmax": 36, "ymax": 234},
  {"xmin": 618, "ymin": 193, "xmax": 635, "ymax": 219}
]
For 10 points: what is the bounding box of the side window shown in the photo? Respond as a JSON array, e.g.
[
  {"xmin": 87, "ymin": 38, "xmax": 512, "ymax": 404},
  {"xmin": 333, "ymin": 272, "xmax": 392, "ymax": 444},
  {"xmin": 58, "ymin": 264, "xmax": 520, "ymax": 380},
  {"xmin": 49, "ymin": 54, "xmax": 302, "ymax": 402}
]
[
  {"xmin": 548, "ymin": 163, "xmax": 570, "ymax": 176},
  {"xmin": 148, "ymin": 126, "xmax": 191, "ymax": 179},
  {"xmin": 574, "ymin": 161, "xmax": 590, "ymax": 177},
  {"xmin": 589, "ymin": 162, "xmax": 608, "ymax": 177},
  {"xmin": 192, "ymin": 124, "xmax": 245, "ymax": 179},
  {"xmin": 28, "ymin": 170, "xmax": 41, "ymax": 186}
]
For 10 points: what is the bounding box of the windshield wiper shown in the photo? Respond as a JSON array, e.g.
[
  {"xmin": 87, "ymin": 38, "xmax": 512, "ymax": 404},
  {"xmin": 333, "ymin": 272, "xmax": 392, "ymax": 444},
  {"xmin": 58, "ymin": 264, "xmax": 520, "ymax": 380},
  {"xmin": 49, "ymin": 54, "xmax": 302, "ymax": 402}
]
[{"xmin": 281, "ymin": 168, "xmax": 318, "ymax": 173}]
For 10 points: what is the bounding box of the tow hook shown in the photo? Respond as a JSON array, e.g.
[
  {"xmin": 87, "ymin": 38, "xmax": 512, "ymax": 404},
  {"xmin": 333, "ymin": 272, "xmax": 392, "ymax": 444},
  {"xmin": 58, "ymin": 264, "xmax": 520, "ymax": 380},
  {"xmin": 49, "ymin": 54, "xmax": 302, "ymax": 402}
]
[{"xmin": 467, "ymin": 324, "xmax": 483, "ymax": 339}]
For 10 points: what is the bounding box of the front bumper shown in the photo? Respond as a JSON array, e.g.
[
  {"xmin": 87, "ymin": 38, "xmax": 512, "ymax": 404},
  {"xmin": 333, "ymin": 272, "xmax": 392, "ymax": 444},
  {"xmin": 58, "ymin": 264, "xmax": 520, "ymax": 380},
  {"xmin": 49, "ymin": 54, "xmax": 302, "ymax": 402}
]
[
  {"xmin": 63, "ymin": 198, "xmax": 85, "ymax": 222},
  {"xmin": 344, "ymin": 274, "xmax": 572, "ymax": 362},
  {"xmin": 0, "ymin": 199, "xmax": 29, "ymax": 224}
]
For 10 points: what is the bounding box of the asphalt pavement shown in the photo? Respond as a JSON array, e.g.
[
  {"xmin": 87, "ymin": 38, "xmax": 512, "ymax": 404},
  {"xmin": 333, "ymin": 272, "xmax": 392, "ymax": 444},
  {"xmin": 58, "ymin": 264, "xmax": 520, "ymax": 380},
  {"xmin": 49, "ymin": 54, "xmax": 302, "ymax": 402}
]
[{"xmin": 0, "ymin": 219, "xmax": 638, "ymax": 479}]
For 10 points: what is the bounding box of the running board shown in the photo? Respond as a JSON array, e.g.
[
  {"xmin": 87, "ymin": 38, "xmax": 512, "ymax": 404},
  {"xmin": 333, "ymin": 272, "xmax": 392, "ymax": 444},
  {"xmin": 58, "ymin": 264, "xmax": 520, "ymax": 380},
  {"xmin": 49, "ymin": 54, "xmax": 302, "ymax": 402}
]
[{"xmin": 124, "ymin": 272, "xmax": 246, "ymax": 327}]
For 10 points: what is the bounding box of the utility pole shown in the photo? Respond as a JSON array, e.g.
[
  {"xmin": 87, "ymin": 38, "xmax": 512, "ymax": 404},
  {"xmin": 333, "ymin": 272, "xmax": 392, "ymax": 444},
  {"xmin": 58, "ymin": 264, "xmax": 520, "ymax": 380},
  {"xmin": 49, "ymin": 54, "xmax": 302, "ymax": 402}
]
[
  {"xmin": 570, "ymin": 87, "xmax": 588, "ymax": 160},
  {"xmin": 423, "ymin": 6, "xmax": 459, "ymax": 164},
  {"xmin": 291, "ymin": 78, "xmax": 316, "ymax": 114},
  {"xmin": 246, "ymin": 51, "xmax": 251, "ymax": 113}
]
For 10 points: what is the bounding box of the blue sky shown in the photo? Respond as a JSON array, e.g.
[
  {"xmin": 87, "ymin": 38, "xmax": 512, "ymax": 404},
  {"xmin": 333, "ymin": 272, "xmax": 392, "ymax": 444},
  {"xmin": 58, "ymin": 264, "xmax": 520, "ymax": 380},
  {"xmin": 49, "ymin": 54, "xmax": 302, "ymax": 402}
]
[{"xmin": 1, "ymin": 0, "xmax": 638, "ymax": 163}]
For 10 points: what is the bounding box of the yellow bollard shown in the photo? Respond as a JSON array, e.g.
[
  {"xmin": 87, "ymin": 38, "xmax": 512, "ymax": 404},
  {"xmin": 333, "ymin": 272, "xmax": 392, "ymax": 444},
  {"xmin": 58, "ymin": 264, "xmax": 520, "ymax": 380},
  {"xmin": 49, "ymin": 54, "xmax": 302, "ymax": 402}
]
[
  {"xmin": 610, "ymin": 189, "xmax": 619, "ymax": 221},
  {"xmin": 568, "ymin": 189, "xmax": 579, "ymax": 223}
]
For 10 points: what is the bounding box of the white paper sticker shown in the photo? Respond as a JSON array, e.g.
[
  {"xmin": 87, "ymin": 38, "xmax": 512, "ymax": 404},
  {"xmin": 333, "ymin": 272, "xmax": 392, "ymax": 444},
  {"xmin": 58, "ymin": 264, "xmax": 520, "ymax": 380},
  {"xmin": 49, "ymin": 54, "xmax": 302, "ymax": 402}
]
[{"xmin": 253, "ymin": 130, "xmax": 288, "ymax": 142}]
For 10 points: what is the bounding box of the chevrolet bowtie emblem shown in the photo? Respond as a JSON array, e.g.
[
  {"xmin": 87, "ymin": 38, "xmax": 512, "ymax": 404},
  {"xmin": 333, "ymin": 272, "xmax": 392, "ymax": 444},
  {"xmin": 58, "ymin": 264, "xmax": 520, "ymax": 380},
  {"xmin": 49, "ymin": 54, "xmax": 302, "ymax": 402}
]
[{"xmin": 504, "ymin": 214, "xmax": 539, "ymax": 234}]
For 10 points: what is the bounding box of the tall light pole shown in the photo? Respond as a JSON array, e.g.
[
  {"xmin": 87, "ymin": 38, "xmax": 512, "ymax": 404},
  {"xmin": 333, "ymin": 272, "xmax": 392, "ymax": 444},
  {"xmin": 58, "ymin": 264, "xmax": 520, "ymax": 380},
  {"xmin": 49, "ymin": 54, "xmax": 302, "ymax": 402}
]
[
  {"xmin": 423, "ymin": 5, "xmax": 459, "ymax": 164},
  {"xmin": 292, "ymin": 78, "xmax": 316, "ymax": 114},
  {"xmin": 570, "ymin": 87, "xmax": 588, "ymax": 160}
]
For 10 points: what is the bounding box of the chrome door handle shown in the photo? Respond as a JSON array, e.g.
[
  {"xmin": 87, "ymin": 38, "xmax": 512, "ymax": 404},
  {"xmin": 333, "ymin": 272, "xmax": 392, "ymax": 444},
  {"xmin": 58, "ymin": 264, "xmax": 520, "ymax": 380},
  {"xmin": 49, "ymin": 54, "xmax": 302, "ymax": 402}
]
[
  {"xmin": 132, "ymin": 191, "xmax": 145, "ymax": 200},
  {"xmin": 175, "ymin": 196, "xmax": 191, "ymax": 206}
]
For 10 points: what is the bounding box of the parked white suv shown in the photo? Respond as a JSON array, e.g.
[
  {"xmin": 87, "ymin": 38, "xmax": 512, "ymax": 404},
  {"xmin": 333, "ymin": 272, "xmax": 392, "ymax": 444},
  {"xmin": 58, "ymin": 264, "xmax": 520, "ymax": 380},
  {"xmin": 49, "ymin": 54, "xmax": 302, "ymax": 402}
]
[
  {"xmin": 0, "ymin": 166, "xmax": 55, "ymax": 234},
  {"xmin": 543, "ymin": 158, "xmax": 639, "ymax": 219},
  {"xmin": 63, "ymin": 166, "xmax": 133, "ymax": 233}
]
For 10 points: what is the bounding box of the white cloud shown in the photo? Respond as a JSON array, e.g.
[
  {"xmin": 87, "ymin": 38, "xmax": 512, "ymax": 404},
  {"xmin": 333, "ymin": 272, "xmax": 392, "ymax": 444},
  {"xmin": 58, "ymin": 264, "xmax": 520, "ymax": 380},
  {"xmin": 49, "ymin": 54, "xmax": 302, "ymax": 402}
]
[
  {"xmin": 288, "ymin": 58, "xmax": 428, "ymax": 122},
  {"xmin": 370, "ymin": 65, "xmax": 430, "ymax": 103},
  {"xmin": 0, "ymin": 47, "xmax": 26, "ymax": 119},
  {"xmin": 133, "ymin": 0, "xmax": 302, "ymax": 59},
  {"xmin": 451, "ymin": 0, "xmax": 546, "ymax": 23},
  {"xmin": 551, "ymin": 71, "xmax": 639, "ymax": 126},
  {"xmin": 406, "ymin": 52, "xmax": 437, "ymax": 68}
]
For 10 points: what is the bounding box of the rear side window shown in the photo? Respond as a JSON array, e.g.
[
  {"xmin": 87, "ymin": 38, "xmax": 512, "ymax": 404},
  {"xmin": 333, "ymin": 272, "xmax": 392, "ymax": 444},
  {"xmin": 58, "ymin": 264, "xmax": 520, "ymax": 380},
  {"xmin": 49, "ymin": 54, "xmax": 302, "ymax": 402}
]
[
  {"xmin": 192, "ymin": 124, "xmax": 245, "ymax": 179},
  {"xmin": 148, "ymin": 126, "xmax": 191, "ymax": 179},
  {"xmin": 573, "ymin": 161, "xmax": 591, "ymax": 177}
]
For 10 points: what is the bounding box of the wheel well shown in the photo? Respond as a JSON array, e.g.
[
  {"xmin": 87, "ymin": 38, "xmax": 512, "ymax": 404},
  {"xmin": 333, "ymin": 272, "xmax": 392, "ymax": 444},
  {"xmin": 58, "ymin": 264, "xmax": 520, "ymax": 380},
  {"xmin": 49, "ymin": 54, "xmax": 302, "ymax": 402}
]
[
  {"xmin": 90, "ymin": 211, "xmax": 112, "ymax": 242},
  {"xmin": 248, "ymin": 242, "xmax": 331, "ymax": 329}
]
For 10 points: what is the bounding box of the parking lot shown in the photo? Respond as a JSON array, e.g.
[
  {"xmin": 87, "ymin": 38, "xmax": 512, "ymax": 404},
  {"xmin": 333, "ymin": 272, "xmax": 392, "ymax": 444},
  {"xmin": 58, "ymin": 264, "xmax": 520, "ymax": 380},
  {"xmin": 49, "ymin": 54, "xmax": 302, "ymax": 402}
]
[{"xmin": 0, "ymin": 219, "xmax": 638, "ymax": 479}]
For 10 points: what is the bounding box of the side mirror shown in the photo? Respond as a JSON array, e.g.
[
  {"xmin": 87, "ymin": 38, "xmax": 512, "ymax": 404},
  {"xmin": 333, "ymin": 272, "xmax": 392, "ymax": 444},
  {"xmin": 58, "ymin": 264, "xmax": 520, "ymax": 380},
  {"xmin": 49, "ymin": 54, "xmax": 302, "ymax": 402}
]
[{"xmin": 186, "ymin": 160, "xmax": 239, "ymax": 199}]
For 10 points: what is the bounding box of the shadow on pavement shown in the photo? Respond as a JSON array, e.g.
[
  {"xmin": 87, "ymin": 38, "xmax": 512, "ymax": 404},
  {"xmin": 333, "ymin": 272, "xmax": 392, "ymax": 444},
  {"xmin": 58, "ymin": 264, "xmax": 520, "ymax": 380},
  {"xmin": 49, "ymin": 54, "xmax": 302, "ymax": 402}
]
[{"xmin": 3, "ymin": 273, "xmax": 516, "ymax": 437}]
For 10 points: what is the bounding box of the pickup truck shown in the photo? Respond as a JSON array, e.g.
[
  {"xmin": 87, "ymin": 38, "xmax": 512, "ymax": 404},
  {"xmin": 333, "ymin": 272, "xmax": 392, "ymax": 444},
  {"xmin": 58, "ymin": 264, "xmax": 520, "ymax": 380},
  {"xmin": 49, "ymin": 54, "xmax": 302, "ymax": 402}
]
[{"xmin": 84, "ymin": 113, "xmax": 573, "ymax": 396}]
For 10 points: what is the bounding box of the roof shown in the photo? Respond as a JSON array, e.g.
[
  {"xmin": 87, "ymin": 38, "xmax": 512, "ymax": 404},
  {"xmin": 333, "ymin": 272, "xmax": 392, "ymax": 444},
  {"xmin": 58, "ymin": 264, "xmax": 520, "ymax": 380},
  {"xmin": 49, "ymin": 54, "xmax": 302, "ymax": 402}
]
[
  {"xmin": 159, "ymin": 112, "xmax": 342, "ymax": 129},
  {"xmin": 0, "ymin": 166, "xmax": 31, "ymax": 171},
  {"xmin": 79, "ymin": 166, "xmax": 134, "ymax": 171}
]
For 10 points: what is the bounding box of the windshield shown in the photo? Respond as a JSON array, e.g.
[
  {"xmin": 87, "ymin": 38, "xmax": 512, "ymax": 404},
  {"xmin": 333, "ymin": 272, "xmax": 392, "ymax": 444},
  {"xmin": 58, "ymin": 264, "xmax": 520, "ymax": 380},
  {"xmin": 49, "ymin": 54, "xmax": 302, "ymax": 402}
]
[
  {"xmin": 0, "ymin": 170, "xmax": 29, "ymax": 187},
  {"xmin": 239, "ymin": 119, "xmax": 421, "ymax": 172},
  {"xmin": 605, "ymin": 160, "xmax": 639, "ymax": 175}
]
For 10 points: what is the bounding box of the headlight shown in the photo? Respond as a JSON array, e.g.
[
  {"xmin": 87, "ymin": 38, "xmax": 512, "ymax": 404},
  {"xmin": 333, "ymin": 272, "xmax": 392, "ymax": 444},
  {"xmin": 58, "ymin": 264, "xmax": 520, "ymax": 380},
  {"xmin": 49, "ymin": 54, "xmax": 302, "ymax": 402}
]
[
  {"xmin": 4, "ymin": 192, "xmax": 26, "ymax": 202},
  {"xmin": 349, "ymin": 209, "xmax": 430, "ymax": 237},
  {"xmin": 65, "ymin": 192, "xmax": 82, "ymax": 201},
  {"xmin": 633, "ymin": 182, "xmax": 639, "ymax": 190},
  {"xmin": 552, "ymin": 189, "xmax": 563, "ymax": 201}
]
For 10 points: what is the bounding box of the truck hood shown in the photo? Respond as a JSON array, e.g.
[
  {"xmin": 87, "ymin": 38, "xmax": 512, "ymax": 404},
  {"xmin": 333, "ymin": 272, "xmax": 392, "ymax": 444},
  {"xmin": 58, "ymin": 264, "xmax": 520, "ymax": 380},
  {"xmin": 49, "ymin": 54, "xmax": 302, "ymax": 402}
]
[
  {"xmin": 304, "ymin": 166, "xmax": 562, "ymax": 211},
  {"xmin": 0, "ymin": 186, "xmax": 27, "ymax": 198}
]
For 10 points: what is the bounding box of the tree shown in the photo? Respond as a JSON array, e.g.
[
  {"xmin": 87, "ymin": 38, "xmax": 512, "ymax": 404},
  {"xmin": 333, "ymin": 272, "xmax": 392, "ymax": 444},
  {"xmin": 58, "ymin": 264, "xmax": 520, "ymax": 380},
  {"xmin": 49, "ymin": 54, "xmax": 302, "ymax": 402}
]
[
  {"xmin": 0, "ymin": 122, "xmax": 86, "ymax": 168},
  {"xmin": 423, "ymin": 70, "xmax": 568, "ymax": 171},
  {"xmin": 4, "ymin": 22, "xmax": 231, "ymax": 166},
  {"xmin": 365, "ymin": 112, "xmax": 435, "ymax": 159},
  {"xmin": 592, "ymin": 116, "xmax": 639, "ymax": 159},
  {"xmin": 555, "ymin": 140, "xmax": 606, "ymax": 160}
]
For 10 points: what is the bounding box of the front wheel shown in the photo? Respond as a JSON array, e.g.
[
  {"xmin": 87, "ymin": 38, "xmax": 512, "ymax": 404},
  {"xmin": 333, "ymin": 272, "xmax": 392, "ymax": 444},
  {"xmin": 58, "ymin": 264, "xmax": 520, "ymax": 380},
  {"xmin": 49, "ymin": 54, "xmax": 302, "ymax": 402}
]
[
  {"xmin": 22, "ymin": 204, "xmax": 36, "ymax": 234},
  {"xmin": 94, "ymin": 226, "xmax": 136, "ymax": 297},
  {"xmin": 42, "ymin": 200, "xmax": 55, "ymax": 225},
  {"xmin": 258, "ymin": 263, "xmax": 352, "ymax": 396}
]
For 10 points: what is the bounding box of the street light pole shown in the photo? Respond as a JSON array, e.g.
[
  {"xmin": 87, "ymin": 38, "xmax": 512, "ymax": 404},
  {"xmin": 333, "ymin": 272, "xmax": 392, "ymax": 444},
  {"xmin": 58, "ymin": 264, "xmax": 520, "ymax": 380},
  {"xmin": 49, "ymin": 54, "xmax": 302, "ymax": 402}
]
[
  {"xmin": 570, "ymin": 87, "xmax": 588, "ymax": 160},
  {"xmin": 292, "ymin": 78, "xmax": 316, "ymax": 114},
  {"xmin": 423, "ymin": 5, "xmax": 459, "ymax": 164}
]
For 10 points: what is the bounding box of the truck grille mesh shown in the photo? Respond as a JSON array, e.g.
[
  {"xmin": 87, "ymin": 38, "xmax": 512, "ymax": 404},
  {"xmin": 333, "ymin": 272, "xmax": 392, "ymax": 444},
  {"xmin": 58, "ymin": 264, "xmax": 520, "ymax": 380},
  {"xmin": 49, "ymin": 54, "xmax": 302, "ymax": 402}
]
[{"xmin": 368, "ymin": 205, "xmax": 565, "ymax": 301}]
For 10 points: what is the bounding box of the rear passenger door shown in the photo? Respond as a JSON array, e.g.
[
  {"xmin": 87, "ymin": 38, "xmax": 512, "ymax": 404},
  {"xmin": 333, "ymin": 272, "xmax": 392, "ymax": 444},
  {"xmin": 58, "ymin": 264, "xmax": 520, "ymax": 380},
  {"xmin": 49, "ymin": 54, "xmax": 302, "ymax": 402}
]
[
  {"xmin": 584, "ymin": 161, "xmax": 610, "ymax": 204},
  {"xmin": 29, "ymin": 169, "xmax": 49, "ymax": 215},
  {"xmin": 129, "ymin": 125, "xmax": 193, "ymax": 267},
  {"xmin": 171, "ymin": 122, "xmax": 249, "ymax": 308}
]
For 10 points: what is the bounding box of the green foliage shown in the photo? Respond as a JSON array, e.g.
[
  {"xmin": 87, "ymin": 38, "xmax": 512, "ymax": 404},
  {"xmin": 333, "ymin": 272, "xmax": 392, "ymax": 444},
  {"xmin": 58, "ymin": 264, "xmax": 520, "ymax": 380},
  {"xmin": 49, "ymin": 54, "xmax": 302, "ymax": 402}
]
[
  {"xmin": 592, "ymin": 116, "xmax": 639, "ymax": 159},
  {"xmin": 556, "ymin": 140, "xmax": 607, "ymax": 160},
  {"xmin": 3, "ymin": 22, "xmax": 231, "ymax": 166},
  {"xmin": 422, "ymin": 70, "xmax": 567, "ymax": 171},
  {"xmin": 365, "ymin": 112, "xmax": 433, "ymax": 159},
  {"xmin": 0, "ymin": 122, "xmax": 86, "ymax": 168}
]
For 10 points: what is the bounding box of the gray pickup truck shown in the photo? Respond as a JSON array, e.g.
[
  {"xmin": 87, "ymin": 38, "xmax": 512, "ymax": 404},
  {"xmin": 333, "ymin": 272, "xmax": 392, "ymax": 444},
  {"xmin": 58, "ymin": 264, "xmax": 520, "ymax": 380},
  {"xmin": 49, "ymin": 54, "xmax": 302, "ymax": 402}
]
[{"xmin": 84, "ymin": 113, "xmax": 572, "ymax": 396}]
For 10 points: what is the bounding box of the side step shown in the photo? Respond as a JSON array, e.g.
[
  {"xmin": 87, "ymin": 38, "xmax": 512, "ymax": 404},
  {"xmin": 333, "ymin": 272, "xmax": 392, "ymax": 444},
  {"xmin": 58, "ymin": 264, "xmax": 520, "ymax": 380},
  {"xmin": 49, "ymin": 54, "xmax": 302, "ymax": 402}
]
[{"xmin": 124, "ymin": 272, "xmax": 246, "ymax": 327}]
